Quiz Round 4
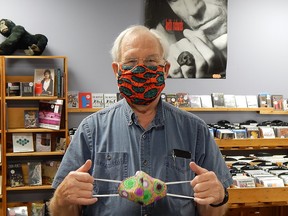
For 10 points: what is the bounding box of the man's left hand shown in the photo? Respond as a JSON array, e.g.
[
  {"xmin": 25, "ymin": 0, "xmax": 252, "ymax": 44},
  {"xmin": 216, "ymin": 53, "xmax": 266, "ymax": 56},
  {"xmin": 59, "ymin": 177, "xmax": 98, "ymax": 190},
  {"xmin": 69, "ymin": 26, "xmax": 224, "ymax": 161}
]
[{"xmin": 190, "ymin": 162, "xmax": 225, "ymax": 206}]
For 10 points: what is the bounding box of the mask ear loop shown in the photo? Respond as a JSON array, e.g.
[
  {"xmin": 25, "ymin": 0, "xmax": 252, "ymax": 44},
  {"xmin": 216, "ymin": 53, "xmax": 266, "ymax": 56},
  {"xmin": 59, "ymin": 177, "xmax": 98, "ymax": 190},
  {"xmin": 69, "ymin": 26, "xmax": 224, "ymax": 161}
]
[
  {"xmin": 92, "ymin": 178, "xmax": 121, "ymax": 198},
  {"xmin": 166, "ymin": 180, "xmax": 194, "ymax": 200},
  {"xmin": 93, "ymin": 178, "xmax": 194, "ymax": 200}
]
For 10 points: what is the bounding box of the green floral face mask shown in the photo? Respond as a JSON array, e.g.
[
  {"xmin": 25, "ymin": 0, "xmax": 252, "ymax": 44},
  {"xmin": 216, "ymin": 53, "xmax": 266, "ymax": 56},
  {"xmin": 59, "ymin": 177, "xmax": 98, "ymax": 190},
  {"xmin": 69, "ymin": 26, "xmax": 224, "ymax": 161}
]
[{"xmin": 93, "ymin": 170, "xmax": 194, "ymax": 206}]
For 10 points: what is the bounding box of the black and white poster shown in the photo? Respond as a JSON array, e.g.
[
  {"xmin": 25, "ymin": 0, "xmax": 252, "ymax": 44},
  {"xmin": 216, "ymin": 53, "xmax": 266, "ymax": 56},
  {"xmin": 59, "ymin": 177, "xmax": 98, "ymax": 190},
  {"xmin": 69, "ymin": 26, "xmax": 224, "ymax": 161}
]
[{"xmin": 144, "ymin": 0, "xmax": 227, "ymax": 79}]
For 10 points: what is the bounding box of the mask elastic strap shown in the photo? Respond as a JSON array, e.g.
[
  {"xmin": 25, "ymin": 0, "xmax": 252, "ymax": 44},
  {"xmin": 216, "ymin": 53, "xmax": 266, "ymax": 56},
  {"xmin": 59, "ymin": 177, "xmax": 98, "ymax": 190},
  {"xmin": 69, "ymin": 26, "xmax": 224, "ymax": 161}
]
[
  {"xmin": 166, "ymin": 180, "xmax": 194, "ymax": 200},
  {"xmin": 93, "ymin": 178, "xmax": 121, "ymax": 198},
  {"xmin": 166, "ymin": 193, "xmax": 194, "ymax": 200}
]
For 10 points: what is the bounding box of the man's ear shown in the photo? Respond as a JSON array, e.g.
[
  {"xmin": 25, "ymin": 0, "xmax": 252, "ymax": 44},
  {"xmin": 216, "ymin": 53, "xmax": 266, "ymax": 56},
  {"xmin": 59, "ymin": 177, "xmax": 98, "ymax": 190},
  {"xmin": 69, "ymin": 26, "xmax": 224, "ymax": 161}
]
[
  {"xmin": 112, "ymin": 62, "xmax": 119, "ymax": 78},
  {"xmin": 164, "ymin": 62, "xmax": 170, "ymax": 79}
]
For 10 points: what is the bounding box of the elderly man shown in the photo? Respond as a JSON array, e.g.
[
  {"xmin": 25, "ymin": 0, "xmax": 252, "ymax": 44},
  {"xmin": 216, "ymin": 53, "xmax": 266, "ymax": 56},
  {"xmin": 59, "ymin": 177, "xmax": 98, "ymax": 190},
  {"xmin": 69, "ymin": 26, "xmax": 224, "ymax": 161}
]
[{"xmin": 49, "ymin": 25, "xmax": 232, "ymax": 216}]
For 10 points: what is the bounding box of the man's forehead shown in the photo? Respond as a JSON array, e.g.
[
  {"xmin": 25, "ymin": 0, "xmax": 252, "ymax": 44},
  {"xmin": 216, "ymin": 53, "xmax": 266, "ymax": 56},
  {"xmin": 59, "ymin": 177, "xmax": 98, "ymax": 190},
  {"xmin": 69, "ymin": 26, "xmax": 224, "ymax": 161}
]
[{"xmin": 121, "ymin": 33, "xmax": 162, "ymax": 58}]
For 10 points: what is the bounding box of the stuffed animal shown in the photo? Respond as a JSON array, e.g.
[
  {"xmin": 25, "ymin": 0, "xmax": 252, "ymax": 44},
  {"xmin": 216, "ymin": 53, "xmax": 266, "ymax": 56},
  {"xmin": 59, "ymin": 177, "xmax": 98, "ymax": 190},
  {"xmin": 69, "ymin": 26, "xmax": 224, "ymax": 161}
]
[{"xmin": 0, "ymin": 19, "xmax": 48, "ymax": 55}]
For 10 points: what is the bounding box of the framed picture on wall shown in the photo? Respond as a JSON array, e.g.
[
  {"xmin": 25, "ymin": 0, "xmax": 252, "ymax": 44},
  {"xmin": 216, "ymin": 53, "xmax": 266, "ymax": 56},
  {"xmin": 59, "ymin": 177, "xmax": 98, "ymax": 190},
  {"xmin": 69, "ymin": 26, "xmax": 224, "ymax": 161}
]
[{"xmin": 144, "ymin": 0, "xmax": 227, "ymax": 79}]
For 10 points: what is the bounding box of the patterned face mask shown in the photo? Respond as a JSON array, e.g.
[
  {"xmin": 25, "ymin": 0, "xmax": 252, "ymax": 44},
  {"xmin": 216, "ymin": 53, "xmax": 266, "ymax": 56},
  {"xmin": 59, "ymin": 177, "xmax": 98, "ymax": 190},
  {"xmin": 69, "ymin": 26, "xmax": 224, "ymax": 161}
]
[
  {"xmin": 93, "ymin": 171, "xmax": 193, "ymax": 206},
  {"xmin": 117, "ymin": 64, "xmax": 166, "ymax": 105}
]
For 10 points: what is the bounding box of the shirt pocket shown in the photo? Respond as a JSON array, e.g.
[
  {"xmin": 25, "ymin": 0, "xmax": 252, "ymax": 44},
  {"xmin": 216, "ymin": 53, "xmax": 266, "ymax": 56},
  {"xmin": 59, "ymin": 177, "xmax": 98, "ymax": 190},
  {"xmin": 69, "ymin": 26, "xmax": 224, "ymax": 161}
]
[
  {"xmin": 165, "ymin": 156, "xmax": 194, "ymax": 196},
  {"xmin": 93, "ymin": 152, "xmax": 128, "ymax": 195}
]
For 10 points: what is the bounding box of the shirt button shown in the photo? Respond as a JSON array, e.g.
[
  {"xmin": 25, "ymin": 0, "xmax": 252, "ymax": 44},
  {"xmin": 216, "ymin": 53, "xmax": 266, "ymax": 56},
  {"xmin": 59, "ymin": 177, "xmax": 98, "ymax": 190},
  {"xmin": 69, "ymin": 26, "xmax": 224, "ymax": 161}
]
[
  {"xmin": 143, "ymin": 160, "xmax": 148, "ymax": 166},
  {"xmin": 142, "ymin": 134, "xmax": 146, "ymax": 139},
  {"xmin": 106, "ymin": 155, "xmax": 112, "ymax": 160}
]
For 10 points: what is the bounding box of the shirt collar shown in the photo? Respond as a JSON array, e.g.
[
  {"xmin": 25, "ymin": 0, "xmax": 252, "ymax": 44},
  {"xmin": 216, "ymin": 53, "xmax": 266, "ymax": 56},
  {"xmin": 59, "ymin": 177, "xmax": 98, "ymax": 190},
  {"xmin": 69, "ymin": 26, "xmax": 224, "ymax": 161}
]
[{"xmin": 122, "ymin": 99, "xmax": 165, "ymax": 127}]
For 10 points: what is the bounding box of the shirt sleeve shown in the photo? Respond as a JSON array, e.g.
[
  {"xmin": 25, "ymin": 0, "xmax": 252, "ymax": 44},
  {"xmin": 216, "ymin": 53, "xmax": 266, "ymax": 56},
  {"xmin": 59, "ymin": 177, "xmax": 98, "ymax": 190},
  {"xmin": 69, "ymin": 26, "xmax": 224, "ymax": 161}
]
[{"xmin": 52, "ymin": 117, "xmax": 93, "ymax": 189}]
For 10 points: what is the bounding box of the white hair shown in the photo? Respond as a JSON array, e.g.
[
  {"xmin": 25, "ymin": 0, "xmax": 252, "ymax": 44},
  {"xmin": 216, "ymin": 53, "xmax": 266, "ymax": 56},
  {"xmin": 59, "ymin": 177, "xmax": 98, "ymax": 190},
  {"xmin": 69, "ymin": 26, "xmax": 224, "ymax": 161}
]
[{"xmin": 110, "ymin": 25, "xmax": 169, "ymax": 62}]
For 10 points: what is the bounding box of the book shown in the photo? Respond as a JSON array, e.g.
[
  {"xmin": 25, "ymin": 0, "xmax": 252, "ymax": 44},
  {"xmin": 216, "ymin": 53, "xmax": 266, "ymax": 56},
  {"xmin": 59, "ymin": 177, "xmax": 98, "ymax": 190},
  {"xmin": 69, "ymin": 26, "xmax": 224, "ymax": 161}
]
[
  {"xmin": 104, "ymin": 93, "xmax": 117, "ymax": 108},
  {"xmin": 271, "ymin": 95, "xmax": 284, "ymax": 110},
  {"xmin": 7, "ymin": 206, "xmax": 28, "ymax": 216},
  {"xmin": 28, "ymin": 161, "xmax": 42, "ymax": 186},
  {"xmin": 38, "ymin": 99, "xmax": 63, "ymax": 130},
  {"xmin": 258, "ymin": 93, "xmax": 271, "ymax": 108},
  {"xmin": 235, "ymin": 95, "xmax": 248, "ymax": 108},
  {"xmin": 259, "ymin": 126, "xmax": 275, "ymax": 138},
  {"xmin": 7, "ymin": 163, "xmax": 24, "ymax": 187},
  {"xmin": 245, "ymin": 126, "xmax": 260, "ymax": 138},
  {"xmin": 6, "ymin": 82, "xmax": 21, "ymax": 96},
  {"xmin": 24, "ymin": 110, "xmax": 39, "ymax": 128},
  {"xmin": 67, "ymin": 91, "xmax": 79, "ymax": 108},
  {"xmin": 200, "ymin": 95, "xmax": 213, "ymax": 108},
  {"xmin": 55, "ymin": 68, "xmax": 63, "ymax": 97},
  {"xmin": 92, "ymin": 93, "xmax": 104, "ymax": 108},
  {"xmin": 78, "ymin": 92, "xmax": 92, "ymax": 108},
  {"xmin": 189, "ymin": 95, "xmax": 202, "ymax": 108},
  {"xmin": 283, "ymin": 99, "xmax": 288, "ymax": 111},
  {"xmin": 55, "ymin": 137, "xmax": 66, "ymax": 152},
  {"xmin": 35, "ymin": 133, "xmax": 51, "ymax": 152},
  {"xmin": 42, "ymin": 160, "xmax": 61, "ymax": 185},
  {"xmin": 69, "ymin": 127, "xmax": 77, "ymax": 141},
  {"xmin": 246, "ymin": 95, "xmax": 258, "ymax": 108},
  {"xmin": 224, "ymin": 95, "xmax": 236, "ymax": 108},
  {"xmin": 20, "ymin": 81, "xmax": 34, "ymax": 96},
  {"xmin": 274, "ymin": 126, "xmax": 288, "ymax": 138},
  {"xmin": 211, "ymin": 93, "xmax": 225, "ymax": 107},
  {"xmin": 34, "ymin": 68, "xmax": 55, "ymax": 96},
  {"xmin": 176, "ymin": 92, "xmax": 190, "ymax": 107},
  {"xmin": 166, "ymin": 94, "xmax": 177, "ymax": 106},
  {"xmin": 31, "ymin": 202, "xmax": 45, "ymax": 216},
  {"xmin": 12, "ymin": 132, "xmax": 34, "ymax": 152},
  {"xmin": 215, "ymin": 129, "xmax": 234, "ymax": 139},
  {"xmin": 232, "ymin": 128, "xmax": 247, "ymax": 139},
  {"xmin": 232, "ymin": 176, "xmax": 255, "ymax": 188}
]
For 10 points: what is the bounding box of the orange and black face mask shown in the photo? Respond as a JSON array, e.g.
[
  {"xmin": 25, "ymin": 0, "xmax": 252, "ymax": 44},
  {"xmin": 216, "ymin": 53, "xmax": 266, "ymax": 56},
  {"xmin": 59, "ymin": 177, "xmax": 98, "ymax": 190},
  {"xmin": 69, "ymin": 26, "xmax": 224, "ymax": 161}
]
[{"xmin": 117, "ymin": 64, "xmax": 165, "ymax": 105}]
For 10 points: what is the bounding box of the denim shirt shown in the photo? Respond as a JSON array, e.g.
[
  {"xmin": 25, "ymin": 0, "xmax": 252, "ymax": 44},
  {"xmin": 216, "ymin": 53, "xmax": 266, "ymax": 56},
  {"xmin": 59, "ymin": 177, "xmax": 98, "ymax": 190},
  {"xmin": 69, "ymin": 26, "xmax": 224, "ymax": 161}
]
[{"xmin": 52, "ymin": 99, "xmax": 232, "ymax": 216}]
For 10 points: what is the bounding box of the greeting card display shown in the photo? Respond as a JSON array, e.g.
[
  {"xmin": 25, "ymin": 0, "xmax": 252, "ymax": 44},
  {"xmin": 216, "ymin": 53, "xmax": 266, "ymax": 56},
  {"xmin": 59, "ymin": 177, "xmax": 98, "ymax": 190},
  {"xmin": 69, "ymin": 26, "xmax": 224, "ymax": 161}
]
[{"xmin": 12, "ymin": 133, "xmax": 34, "ymax": 153}]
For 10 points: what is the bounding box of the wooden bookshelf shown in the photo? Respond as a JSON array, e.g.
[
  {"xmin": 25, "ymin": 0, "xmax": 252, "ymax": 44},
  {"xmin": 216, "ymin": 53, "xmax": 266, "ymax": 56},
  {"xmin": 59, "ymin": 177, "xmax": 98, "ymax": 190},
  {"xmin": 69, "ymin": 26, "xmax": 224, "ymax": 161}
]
[{"xmin": 1, "ymin": 56, "xmax": 68, "ymax": 215}]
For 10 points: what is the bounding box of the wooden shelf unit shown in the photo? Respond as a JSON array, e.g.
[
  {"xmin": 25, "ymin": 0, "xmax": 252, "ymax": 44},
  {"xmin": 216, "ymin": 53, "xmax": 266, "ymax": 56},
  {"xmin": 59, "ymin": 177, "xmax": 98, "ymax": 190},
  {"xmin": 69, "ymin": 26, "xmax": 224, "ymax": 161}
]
[{"xmin": 0, "ymin": 56, "xmax": 68, "ymax": 215}]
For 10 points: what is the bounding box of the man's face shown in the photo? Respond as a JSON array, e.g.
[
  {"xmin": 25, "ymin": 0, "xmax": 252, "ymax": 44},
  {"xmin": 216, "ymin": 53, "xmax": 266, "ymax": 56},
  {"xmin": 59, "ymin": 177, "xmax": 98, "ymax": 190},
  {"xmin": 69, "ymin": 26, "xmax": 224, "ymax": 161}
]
[{"xmin": 167, "ymin": 0, "xmax": 227, "ymax": 41}]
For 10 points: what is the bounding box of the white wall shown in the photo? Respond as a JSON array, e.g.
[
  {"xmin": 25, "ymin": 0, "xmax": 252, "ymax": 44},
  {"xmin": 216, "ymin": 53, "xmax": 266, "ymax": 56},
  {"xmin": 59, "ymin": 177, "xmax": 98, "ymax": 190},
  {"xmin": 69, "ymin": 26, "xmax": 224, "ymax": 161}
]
[{"xmin": 2, "ymin": 0, "xmax": 288, "ymax": 126}]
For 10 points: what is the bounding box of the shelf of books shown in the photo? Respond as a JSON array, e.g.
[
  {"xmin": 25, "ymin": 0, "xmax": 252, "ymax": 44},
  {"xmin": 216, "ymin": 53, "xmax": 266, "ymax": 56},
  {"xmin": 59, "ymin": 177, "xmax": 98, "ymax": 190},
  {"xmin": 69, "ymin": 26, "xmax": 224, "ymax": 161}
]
[{"xmin": 0, "ymin": 56, "xmax": 68, "ymax": 215}]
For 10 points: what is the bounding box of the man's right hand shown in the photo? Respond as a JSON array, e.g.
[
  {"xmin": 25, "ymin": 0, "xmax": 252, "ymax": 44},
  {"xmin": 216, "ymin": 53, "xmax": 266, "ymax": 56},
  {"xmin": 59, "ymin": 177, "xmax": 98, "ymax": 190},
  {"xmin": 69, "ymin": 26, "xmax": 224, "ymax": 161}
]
[{"xmin": 54, "ymin": 159, "xmax": 98, "ymax": 207}]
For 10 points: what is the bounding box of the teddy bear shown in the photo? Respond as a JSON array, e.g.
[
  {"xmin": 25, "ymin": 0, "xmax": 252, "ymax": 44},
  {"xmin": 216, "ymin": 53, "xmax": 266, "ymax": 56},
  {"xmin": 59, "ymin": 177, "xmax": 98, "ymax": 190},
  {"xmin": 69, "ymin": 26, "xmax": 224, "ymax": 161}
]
[{"xmin": 0, "ymin": 18, "xmax": 48, "ymax": 55}]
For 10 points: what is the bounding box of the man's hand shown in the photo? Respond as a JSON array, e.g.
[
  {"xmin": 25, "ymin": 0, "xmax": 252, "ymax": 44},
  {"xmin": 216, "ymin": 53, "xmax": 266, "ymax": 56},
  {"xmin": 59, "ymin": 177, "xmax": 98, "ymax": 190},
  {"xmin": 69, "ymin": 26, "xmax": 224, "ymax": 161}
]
[
  {"xmin": 167, "ymin": 29, "xmax": 226, "ymax": 78},
  {"xmin": 54, "ymin": 160, "xmax": 98, "ymax": 207},
  {"xmin": 190, "ymin": 162, "xmax": 225, "ymax": 206}
]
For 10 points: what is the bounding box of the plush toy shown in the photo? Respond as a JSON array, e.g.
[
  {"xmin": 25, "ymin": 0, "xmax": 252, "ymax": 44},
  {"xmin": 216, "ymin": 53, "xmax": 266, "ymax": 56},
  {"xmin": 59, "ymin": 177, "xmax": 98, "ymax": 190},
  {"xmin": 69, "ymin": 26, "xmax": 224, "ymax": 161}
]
[{"xmin": 0, "ymin": 19, "xmax": 48, "ymax": 55}]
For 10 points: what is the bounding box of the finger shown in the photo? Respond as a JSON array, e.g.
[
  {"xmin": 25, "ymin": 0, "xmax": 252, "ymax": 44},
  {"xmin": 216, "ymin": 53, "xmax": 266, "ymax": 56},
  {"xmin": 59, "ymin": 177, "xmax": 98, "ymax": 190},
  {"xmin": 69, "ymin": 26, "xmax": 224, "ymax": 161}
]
[
  {"xmin": 76, "ymin": 159, "xmax": 92, "ymax": 173},
  {"xmin": 167, "ymin": 43, "xmax": 184, "ymax": 78},
  {"xmin": 184, "ymin": 30, "xmax": 215, "ymax": 67},
  {"xmin": 189, "ymin": 162, "xmax": 208, "ymax": 175},
  {"xmin": 184, "ymin": 29, "xmax": 214, "ymax": 49},
  {"xmin": 175, "ymin": 37, "xmax": 207, "ymax": 78}
]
